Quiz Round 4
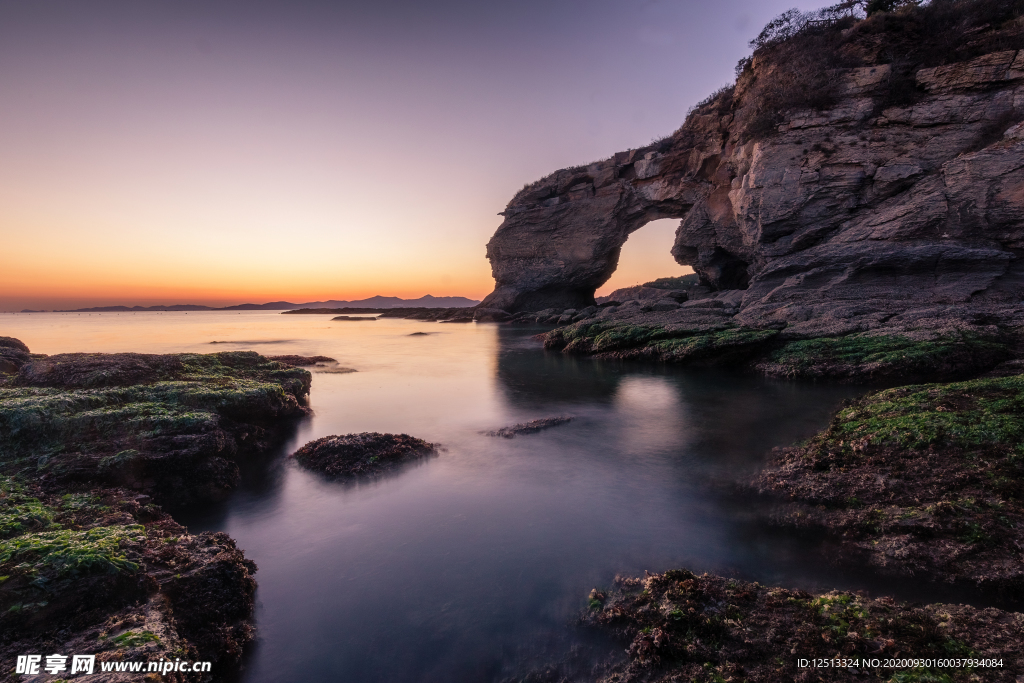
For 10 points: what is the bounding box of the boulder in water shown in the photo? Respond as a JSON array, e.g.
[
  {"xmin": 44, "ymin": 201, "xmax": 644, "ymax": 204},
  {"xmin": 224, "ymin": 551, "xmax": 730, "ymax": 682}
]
[{"xmin": 291, "ymin": 432, "xmax": 437, "ymax": 477}]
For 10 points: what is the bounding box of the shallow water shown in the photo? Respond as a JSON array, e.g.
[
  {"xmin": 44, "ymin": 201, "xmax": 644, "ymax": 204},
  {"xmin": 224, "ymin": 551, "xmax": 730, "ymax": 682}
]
[{"xmin": 2, "ymin": 311, "xmax": 947, "ymax": 681}]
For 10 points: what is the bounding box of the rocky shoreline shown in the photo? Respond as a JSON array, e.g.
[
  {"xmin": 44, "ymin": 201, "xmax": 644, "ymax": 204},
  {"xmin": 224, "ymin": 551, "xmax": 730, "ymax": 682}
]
[
  {"xmin": 578, "ymin": 569, "xmax": 1023, "ymax": 682},
  {"xmin": 0, "ymin": 338, "xmax": 312, "ymax": 680},
  {"xmin": 752, "ymin": 372, "xmax": 1024, "ymax": 597}
]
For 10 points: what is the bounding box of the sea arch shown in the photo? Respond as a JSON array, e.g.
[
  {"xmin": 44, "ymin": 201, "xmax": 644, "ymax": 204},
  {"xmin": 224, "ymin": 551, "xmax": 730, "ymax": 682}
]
[{"xmin": 479, "ymin": 146, "xmax": 748, "ymax": 312}]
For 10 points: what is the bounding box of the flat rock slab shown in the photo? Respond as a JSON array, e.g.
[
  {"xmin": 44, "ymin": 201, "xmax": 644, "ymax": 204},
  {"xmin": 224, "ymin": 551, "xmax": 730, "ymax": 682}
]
[
  {"xmin": 291, "ymin": 433, "xmax": 437, "ymax": 477},
  {"xmin": 484, "ymin": 416, "xmax": 573, "ymax": 438},
  {"xmin": 331, "ymin": 316, "xmax": 377, "ymax": 321},
  {"xmin": 267, "ymin": 355, "xmax": 337, "ymax": 366}
]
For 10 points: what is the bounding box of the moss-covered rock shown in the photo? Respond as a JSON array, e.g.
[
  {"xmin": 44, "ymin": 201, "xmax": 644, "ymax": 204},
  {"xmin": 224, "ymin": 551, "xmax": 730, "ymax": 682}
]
[
  {"xmin": 0, "ymin": 342, "xmax": 269, "ymax": 674},
  {"xmin": 582, "ymin": 569, "xmax": 1023, "ymax": 682},
  {"xmin": 0, "ymin": 479, "xmax": 258, "ymax": 673},
  {"xmin": 544, "ymin": 321, "xmax": 779, "ymax": 365},
  {"xmin": 756, "ymin": 332, "xmax": 1012, "ymax": 382},
  {"xmin": 543, "ymin": 322, "xmax": 1013, "ymax": 382},
  {"xmin": 0, "ymin": 351, "xmax": 312, "ymax": 505},
  {"xmin": 755, "ymin": 374, "xmax": 1024, "ymax": 592}
]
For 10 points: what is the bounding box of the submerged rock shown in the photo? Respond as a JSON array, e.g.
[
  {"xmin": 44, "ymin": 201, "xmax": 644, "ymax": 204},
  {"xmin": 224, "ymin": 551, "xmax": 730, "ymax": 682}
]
[
  {"xmin": 291, "ymin": 433, "xmax": 437, "ymax": 477},
  {"xmin": 484, "ymin": 417, "xmax": 574, "ymax": 438}
]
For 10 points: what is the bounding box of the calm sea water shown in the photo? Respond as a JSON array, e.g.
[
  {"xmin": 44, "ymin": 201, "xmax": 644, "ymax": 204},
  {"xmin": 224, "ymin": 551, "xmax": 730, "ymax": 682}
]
[{"xmin": 3, "ymin": 311, "xmax": 933, "ymax": 681}]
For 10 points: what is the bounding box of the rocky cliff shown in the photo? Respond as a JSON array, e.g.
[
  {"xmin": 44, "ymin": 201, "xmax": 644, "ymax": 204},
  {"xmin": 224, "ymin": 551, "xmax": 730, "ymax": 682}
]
[{"xmin": 482, "ymin": 5, "xmax": 1024, "ymax": 340}]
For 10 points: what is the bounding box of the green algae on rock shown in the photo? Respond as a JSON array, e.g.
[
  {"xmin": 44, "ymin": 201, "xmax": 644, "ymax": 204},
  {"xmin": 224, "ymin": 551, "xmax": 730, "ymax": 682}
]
[
  {"xmin": 755, "ymin": 373, "xmax": 1024, "ymax": 594},
  {"xmin": 756, "ymin": 332, "xmax": 1012, "ymax": 382},
  {"xmin": 582, "ymin": 569, "xmax": 1023, "ymax": 682},
  {"xmin": 543, "ymin": 321, "xmax": 779, "ymax": 365},
  {"xmin": 542, "ymin": 320, "xmax": 1015, "ymax": 382},
  {"xmin": 291, "ymin": 432, "xmax": 437, "ymax": 478},
  {"xmin": 0, "ymin": 348, "xmax": 312, "ymax": 506},
  {"xmin": 0, "ymin": 476, "xmax": 258, "ymax": 674}
]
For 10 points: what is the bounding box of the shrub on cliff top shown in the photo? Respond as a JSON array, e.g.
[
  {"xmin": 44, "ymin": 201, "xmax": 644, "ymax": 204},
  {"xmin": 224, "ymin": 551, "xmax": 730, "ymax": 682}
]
[{"xmin": 736, "ymin": 0, "xmax": 1024, "ymax": 139}]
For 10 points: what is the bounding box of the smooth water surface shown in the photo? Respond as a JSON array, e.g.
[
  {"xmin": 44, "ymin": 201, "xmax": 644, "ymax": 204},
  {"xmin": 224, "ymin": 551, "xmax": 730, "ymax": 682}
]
[{"xmin": 6, "ymin": 312, "xmax": 881, "ymax": 681}]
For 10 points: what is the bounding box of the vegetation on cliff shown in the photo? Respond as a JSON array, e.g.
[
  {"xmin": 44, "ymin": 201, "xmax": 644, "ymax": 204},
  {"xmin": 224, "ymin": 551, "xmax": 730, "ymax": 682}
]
[
  {"xmin": 695, "ymin": 0, "xmax": 1024, "ymax": 140},
  {"xmin": 543, "ymin": 322, "xmax": 779, "ymax": 365},
  {"xmin": 755, "ymin": 332, "xmax": 1012, "ymax": 381}
]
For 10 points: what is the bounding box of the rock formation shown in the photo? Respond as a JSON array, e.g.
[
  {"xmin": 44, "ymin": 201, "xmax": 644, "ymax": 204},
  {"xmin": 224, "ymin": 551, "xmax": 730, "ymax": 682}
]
[
  {"xmin": 291, "ymin": 433, "xmax": 437, "ymax": 478},
  {"xmin": 482, "ymin": 15, "xmax": 1024, "ymax": 339}
]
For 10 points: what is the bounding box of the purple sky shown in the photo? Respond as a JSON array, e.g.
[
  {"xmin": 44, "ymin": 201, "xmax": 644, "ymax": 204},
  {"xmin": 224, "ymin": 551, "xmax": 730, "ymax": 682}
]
[{"xmin": 0, "ymin": 0, "xmax": 829, "ymax": 309}]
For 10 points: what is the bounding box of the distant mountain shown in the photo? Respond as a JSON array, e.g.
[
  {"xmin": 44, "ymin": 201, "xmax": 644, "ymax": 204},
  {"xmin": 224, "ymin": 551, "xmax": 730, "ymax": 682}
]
[{"xmin": 57, "ymin": 295, "xmax": 480, "ymax": 313}]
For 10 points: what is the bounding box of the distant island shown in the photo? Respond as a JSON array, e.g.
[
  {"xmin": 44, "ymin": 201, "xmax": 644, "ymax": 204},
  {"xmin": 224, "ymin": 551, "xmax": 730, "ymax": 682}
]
[{"xmin": 36, "ymin": 294, "xmax": 480, "ymax": 313}]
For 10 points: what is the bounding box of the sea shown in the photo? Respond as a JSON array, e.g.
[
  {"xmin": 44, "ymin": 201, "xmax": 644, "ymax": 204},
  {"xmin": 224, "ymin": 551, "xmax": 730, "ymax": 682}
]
[{"xmin": 1, "ymin": 311, "xmax": 955, "ymax": 682}]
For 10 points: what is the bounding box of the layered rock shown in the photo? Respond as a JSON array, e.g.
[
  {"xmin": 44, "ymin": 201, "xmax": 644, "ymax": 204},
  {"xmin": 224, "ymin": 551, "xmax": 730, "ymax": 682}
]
[{"xmin": 482, "ymin": 39, "xmax": 1024, "ymax": 338}]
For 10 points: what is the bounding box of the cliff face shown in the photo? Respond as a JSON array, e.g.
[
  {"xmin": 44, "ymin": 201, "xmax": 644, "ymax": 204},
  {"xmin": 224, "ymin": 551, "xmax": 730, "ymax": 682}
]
[{"xmin": 482, "ymin": 35, "xmax": 1024, "ymax": 336}]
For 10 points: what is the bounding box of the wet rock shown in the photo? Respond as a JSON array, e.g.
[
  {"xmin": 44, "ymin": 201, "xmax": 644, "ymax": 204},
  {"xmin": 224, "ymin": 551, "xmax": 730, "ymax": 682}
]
[
  {"xmin": 581, "ymin": 569, "xmax": 1024, "ymax": 682},
  {"xmin": 473, "ymin": 307, "xmax": 511, "ymax": 322},
  {"xmin": 648, "ymin": 300, "xmax": 680, "ymax": 312},
  {"xmin": 0, "ymin": 338, "xmax": 30, "ymax": 375},
  {"xmin": 291, "ymin": 432, "xmax": 438, "ymax": 477},
  {"xmin": 267, "ymin": 355, "xmax": 337, "ymax": 366},
  {"xmin": 0, "ymin": 336, "xmax": 30, "ymax": 354},
  {"xmin": 330, "ymin": 316, "xmax": 377, "ymax": 321},
  {"xmin": 0, "ymin": 480, "xmax": 259, "ymax": 677},
  {"xmin": 1, "ymin": 351, "xmax": 312, "ymax": 506},
  {"xmin": 484, "ymin": 416, "xmax": 573, "ymax": 438},
  {"xmin": 753, "ymin": 373, "xmax": 1024, "ymax": 593}
]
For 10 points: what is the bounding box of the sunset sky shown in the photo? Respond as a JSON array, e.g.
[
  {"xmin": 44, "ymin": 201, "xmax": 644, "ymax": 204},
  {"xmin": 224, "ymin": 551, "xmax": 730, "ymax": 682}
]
[{"xmin": 1, "ymin": 0, "xmax": 829, "ymax": 311}]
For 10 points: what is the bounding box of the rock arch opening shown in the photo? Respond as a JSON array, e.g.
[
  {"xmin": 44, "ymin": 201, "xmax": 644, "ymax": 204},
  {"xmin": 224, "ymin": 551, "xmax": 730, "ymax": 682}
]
[{"xmin": 596, "ymin": 218, "xmax": 695, "ymax": 298}]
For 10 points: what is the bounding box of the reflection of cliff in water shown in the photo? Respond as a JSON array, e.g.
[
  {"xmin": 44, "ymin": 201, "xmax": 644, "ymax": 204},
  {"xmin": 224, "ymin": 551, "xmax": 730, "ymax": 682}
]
[
  {"xmin": 494, "ymin": 326, "xmax": 626, "ymax": 408},
  {"xmin": 494, "ymin": 326, "xmax": 865, "ymax": 474}
]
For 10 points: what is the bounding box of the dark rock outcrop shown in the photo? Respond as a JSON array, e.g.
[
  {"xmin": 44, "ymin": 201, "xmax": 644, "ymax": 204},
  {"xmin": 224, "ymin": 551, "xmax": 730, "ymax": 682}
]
[
  {"xmin": 267, "ymin": 355, "xmax": 338, "ymax": 366},
  {"xmin": 481, "ymin": 19, "xmax": 1024, "ymax": 341},
  {"xmin": 483, "ymin": 416, "xmax": 573, "ymax": 438},
  {"xmin": 581, "ymin": 569, "xmax": 1024, "ymax": 682},
  {"xmin": 0, "ymin": 340, "xmax": 306, "ymax": 678},
  {"xmin": 291, "ymin": 433, "xmax": 437, "ymax": 478},
  {"xmin": 0, "ymin": 481, "xmax": 258, "ymax": 681}
]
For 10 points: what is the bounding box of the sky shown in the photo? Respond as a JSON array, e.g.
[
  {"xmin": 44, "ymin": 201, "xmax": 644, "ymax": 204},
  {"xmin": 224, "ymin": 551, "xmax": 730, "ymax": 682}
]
[{"xmin": 0, "ymin": 0, "xmax": 830, "ymax": 311}]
